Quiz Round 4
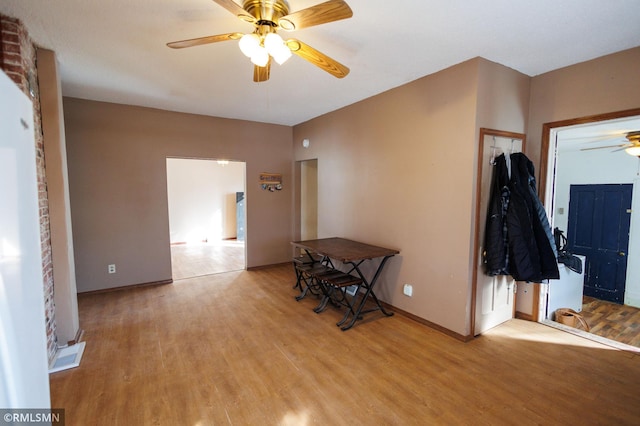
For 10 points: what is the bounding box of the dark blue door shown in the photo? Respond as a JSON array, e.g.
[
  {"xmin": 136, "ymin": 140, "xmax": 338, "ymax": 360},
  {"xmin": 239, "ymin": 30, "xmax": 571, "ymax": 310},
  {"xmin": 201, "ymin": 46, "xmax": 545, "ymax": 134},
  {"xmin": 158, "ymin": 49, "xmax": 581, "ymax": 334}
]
[{"xmin": 566, "ymin": 184, "xmax": 632, "ymax": 304}]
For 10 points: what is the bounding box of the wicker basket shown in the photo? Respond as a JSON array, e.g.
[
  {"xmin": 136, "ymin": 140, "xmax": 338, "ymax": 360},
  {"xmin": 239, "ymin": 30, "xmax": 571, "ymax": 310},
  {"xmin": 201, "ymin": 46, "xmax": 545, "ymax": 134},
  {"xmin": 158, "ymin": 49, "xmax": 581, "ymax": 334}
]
[{"xmin": 555, "ymin": 308, "xmax": 590, "ymax": 331}]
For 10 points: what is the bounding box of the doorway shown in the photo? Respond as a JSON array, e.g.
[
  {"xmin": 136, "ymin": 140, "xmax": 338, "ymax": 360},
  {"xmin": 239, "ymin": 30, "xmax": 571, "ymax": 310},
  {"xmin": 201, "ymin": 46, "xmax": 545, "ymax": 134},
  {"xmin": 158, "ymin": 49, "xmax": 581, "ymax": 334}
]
[
  {"xmin": 166, "ymin": 158, "xmax": 246, "ymax": 280},
  {"xmin": 294, "ymin": 158, "xmax": 318, "ymax": 246},
  {"xmin": 300, "ymin": 159, "xmax": 318, "ymax": 241},
  {"xmin": 541, "ymin": 109, "xmax": 640, "ymax": 347}
]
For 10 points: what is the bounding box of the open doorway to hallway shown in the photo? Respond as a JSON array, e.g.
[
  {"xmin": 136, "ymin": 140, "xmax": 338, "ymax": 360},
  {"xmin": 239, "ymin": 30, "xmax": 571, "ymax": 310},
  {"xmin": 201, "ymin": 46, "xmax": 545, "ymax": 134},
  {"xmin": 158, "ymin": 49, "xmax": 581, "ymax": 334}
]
[
  {"xmin": 166, "ymin": 158, "xmax": 246, "ymax": 280},
  {"xmin": 542, "ymin": 110, "xmax": 640, "ymax": 349},
  {"xmin": 300, "ymin": 159, "xmax": 318, "ymax": 241}
]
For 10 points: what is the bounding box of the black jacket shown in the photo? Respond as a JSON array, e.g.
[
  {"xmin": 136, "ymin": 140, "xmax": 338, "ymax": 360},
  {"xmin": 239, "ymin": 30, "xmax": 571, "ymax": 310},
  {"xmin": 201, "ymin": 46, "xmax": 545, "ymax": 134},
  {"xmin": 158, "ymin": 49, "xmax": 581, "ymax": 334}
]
[{"xmin": 484, "ymin": 153, "xmax": 559, "ymax": 282}]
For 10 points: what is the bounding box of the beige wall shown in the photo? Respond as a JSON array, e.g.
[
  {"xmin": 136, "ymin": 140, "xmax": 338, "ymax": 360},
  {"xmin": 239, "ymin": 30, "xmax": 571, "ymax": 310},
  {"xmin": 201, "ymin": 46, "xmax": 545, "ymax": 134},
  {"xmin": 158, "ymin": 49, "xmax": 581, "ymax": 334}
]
[
  {"xmin": 64, "ymin": 98, "xmax": 292, "ymax": 292},
  {"xmin": 63, "ymin": 47, "xmax": 639, "ymax": 333},
  {"xmin": 528, "ymin": 46, "xmax": 640, "ymax": 169},
  {"xmin": 293, "ymin": 58, "xmax": 530, "ymax": 336},
  {"xmin": 476, "ymin": 59, "xmax": 531, "ymax": 133}
]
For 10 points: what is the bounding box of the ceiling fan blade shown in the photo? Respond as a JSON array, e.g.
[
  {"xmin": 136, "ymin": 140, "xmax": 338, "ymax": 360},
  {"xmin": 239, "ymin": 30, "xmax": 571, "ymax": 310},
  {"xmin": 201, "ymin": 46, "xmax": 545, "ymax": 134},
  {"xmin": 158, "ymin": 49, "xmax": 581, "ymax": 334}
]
[
  {"xmin": 167, "ymin": 32, "xmax": 243, "ymax": 49},
  {"xmin": 564, "ymin": 134, "xmax": 623, "ymax": 142},
  {"xmin": 253, "ymin": 60, "xmax": 271, "ymax": 82},
  {"xmin": 278, "ymin": 0, "xmax": 353, "ymax": 31},
  {"xmin": 611, "ymin": 144, "xmax": 634, "ymax": 152},
  {"xmin": 580, "ymin": 144, "xmax": 627, "ymax": 152},
  {"xmin": 212, "ymin": 0, "xmax": 256, "ymax": 23},
  {"xmin": 286, "ymin": 39, "xmax": 349, "ymax": 78}
]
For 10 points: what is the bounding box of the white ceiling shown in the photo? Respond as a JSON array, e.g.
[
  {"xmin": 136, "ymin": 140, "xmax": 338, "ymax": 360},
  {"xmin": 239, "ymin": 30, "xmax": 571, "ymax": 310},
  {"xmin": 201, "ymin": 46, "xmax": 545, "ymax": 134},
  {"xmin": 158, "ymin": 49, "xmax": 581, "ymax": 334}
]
[
  {"xmin": 2, "ymin": 0, "xmax": 640, "ymax": 126},
  {"xmin": 557, "ymin": 116, "xmax": 640, "ymax": 152}
]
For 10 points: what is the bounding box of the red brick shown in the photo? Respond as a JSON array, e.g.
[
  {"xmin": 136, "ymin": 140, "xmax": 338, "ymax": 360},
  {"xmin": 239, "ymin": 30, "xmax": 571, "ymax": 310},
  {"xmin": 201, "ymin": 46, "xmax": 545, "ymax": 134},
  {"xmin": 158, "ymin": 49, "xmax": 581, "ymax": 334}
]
[
  {"xmin": 2, "ymin": 62, "xmax": 22, "ymax": 74},
  {"xmin": 0, "ymin": 32, "xmax": 19, "ymax": 44},
  {"xmin": 1, "ymin": 20, "xmax": 20, "ymax": 34},
  {"xmin": 1, "ymin": 41, "xmax": 20, "ymax": 54},
  {"xmin": 2, "ymin": 51, "xmax": 22, "ymax": 65}
]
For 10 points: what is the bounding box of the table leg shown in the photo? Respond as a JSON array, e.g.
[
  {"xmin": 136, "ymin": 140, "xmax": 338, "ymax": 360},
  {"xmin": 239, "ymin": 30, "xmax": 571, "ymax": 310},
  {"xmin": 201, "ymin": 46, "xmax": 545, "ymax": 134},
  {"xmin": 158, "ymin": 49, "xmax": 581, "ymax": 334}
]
[
  {"xmin": 294, "ymin": 251, "xmax": 332, "ymax": 300},
  {"xmin": 340, "ymin": 255, "xmax": 394, "ymax": 331}
]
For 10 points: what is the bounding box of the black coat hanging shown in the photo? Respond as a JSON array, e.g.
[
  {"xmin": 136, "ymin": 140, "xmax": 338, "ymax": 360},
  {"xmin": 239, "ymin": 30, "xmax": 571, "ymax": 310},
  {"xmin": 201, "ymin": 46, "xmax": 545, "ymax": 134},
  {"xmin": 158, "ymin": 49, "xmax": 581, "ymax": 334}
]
[{"xmin": 484, "ymin": 153, "xmax": 559, "ymax": 282}]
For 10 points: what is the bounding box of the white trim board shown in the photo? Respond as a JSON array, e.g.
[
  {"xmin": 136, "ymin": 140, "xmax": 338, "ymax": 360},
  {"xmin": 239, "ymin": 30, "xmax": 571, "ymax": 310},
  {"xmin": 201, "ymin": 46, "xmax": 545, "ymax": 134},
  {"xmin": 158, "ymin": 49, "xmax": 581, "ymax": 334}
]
[{"xmin": 49, "ymin": 341, "xmax": 86, "ymax": 373}]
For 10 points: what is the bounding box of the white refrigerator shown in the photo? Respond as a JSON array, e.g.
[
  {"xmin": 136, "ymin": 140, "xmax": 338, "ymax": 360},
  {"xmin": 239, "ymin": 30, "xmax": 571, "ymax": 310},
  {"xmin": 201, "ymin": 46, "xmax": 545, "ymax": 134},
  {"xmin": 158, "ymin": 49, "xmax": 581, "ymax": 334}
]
[{"xmin": 0, "ymin": 70, "xmax": 52, "ymax": 409}]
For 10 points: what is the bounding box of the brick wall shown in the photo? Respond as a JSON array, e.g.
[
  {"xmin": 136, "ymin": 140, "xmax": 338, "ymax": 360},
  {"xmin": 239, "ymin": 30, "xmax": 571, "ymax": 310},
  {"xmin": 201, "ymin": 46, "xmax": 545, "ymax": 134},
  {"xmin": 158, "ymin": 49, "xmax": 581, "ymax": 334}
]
[{"xmin": 1, "ymin": 14, "xmax": 57, "ymax": 363}]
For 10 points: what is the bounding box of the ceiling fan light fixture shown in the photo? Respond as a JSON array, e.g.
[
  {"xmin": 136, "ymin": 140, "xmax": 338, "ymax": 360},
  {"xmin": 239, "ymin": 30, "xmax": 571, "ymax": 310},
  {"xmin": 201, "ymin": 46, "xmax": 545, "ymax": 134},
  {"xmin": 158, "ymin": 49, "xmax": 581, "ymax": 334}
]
[
  {"xmin": 264, "ymin": 32, "xmax": 283, "ymax": 51},
  {"xmin": 625, "ymin": 145, "xmax": 640, "ymax": 157},
  {"xmin": 239, "ymin": 33, "xmax": 261, "ymax": 57},
  {"xmin": 250, "ymin": 46, "xmax": 270, "ymax": 67},
  {"xmin": 168, "ymin": 0, "xmax": 354, "ymax": 82},
  {"xmin": 272, "ymin": 47, "xmax": 292, "ymax": 65},
  {"xmin": 264, "ymin": 32, "xmax": 292, "ymax": 64}
]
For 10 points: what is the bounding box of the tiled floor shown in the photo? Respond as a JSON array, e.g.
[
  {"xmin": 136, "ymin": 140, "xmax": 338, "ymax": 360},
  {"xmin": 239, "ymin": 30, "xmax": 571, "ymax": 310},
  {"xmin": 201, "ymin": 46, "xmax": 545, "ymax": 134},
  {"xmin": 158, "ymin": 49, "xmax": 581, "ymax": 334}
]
[{"xmin": 581, "ymin": 296, "xmax": 640, "ymax": 348}]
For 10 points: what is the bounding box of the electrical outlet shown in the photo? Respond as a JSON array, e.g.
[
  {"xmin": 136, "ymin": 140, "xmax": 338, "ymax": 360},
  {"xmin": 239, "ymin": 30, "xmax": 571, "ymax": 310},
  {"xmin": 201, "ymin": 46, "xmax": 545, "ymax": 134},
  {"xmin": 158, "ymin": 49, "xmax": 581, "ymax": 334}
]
[
  {"xmin": 403, "ymin": 284, "xmax": 413, "ymax": 297},
  {"xmin": 108, "ymin": 264, "xmax": 116, "ymax": 274}
]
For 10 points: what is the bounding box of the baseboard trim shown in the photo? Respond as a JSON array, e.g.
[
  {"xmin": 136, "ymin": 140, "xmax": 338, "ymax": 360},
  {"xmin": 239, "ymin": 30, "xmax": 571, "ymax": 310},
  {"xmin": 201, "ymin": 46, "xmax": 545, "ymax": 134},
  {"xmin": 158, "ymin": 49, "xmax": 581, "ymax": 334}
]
[
  {"xmin": 49, "ymin": 341, "xmax": 86, "ymax": 374},
  {"xmin": 78, "ymin": 279, "xmax": 173, "ymax": 295},
  {"xmin": 382, "ymin": 302, "xmax": 473, "ymax": 342},
  {"xmin": 67, "ymin": 328, "xmax": 85, "ymax": 346},
  {"xmin": 515, "ymin": 311, "xmax": 534, "ymax": 321},
  {"xmin": 247, "ymin": 261, "xmax": 291, "ymax": 271}
]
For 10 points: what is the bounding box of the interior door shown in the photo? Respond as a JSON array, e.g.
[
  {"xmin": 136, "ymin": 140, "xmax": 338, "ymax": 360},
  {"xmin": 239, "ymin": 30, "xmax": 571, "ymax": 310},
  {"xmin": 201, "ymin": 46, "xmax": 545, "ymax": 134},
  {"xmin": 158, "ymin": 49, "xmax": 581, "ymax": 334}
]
[
  {"xmin": 567, "ymin": 184, "xmax": 632, "ymax": 304},
  {"xmin": 474, "ymin": 130, "xmax": 523, "ymax": 335}
]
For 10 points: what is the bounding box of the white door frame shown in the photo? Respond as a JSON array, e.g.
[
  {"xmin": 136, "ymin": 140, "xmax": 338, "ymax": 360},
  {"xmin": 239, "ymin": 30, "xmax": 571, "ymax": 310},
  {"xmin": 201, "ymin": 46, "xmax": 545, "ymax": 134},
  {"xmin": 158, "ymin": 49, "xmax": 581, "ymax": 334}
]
[{"xmin": 538, "ymin": 108, "xmax": 640, "ymax": 317}]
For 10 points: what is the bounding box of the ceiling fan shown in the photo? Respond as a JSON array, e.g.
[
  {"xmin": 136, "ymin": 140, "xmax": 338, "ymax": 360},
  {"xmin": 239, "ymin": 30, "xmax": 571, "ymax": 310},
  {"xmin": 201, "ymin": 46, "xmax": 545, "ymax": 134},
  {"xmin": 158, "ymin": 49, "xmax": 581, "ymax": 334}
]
[
  {"xmin": 580, "ymin": 131, "xmax": 640, "ymax": 156},
  {"xmin": 167, "ymin": 0, "xmax": 353, "ymax": 82}
]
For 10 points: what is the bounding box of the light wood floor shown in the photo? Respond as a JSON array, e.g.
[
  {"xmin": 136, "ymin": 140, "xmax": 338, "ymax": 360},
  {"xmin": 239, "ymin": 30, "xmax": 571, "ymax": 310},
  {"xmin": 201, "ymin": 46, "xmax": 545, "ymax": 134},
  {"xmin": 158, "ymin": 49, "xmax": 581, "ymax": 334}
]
[
  {"xmin": 50, "ymin": 264, "xmax": 640, "ymax": 425},
  {"xmin": 170, "ymin": 240, "xmax": 245, "ymax": 280},
  {"xmin": 171, "ymin": 243, "xmax": 640, "ymax": 349}
]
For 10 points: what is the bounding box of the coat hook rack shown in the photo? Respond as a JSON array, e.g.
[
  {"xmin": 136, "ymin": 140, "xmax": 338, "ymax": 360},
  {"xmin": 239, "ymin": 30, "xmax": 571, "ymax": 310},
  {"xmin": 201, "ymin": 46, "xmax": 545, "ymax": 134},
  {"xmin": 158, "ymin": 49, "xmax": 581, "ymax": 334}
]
[
  {"xmin": 490, "ymin": 137, "xmax": 522, "ymax": 165},
  {"xmin": 490, "ymin": 136, "xmax": 498, "ymax": 165}
]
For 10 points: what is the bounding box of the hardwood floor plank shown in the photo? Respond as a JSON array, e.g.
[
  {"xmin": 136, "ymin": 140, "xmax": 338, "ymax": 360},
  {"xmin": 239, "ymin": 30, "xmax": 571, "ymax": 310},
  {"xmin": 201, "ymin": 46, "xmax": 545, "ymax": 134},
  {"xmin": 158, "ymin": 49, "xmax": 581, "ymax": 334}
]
[{"xmin": 50, "ymin": 265, "xmax": 640, "ymax": 425}]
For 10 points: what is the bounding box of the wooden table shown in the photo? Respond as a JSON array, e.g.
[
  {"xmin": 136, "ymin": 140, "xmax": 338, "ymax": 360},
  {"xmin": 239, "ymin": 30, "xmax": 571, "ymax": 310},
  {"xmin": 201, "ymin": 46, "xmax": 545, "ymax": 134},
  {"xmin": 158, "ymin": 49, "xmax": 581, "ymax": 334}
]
[{"xmin": 291, "ymin": 237, "xmax": 399, "ymax": 330}]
